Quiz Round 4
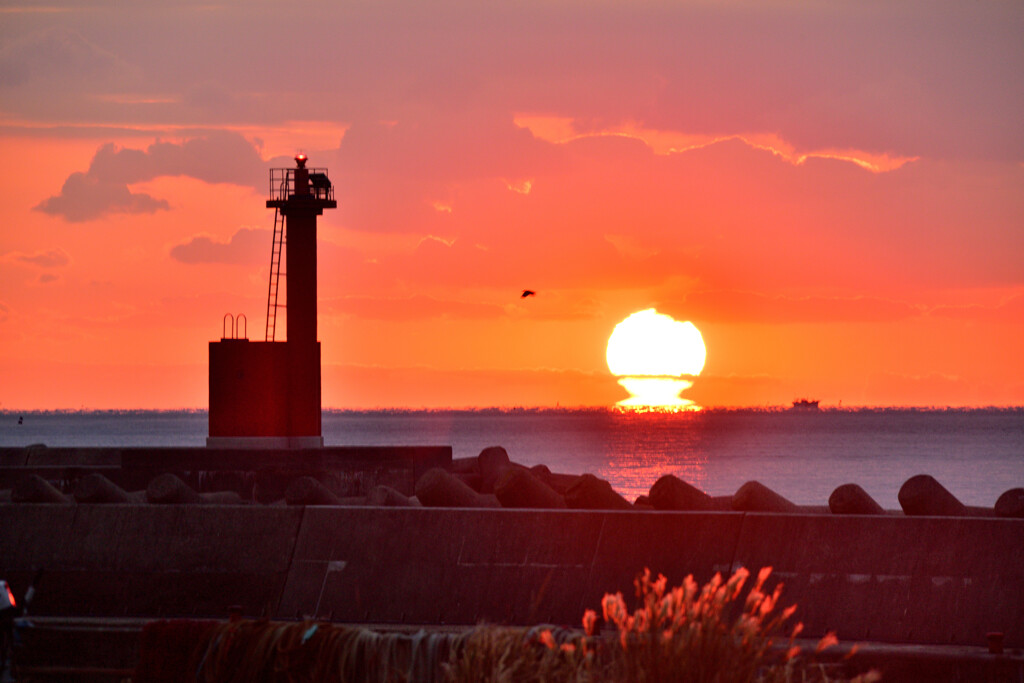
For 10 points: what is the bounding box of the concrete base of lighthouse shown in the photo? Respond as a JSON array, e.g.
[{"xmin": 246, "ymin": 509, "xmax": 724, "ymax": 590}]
[
  {"xmin": 206, "ymin": 436, "xmax": 324, "ymax": 448},
  {"xmin": 208, "ymin": 339, "xmax": 322, "ymax": 446}
]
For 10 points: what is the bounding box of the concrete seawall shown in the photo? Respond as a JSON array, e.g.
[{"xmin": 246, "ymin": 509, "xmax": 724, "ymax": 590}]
[
  {"xmin": 1, "ymin": 504, "xmax": 1020, "ymax": 649},
  {"xmin": 0, "ymin": 445, "xmax": 451, "ymax": 501}
]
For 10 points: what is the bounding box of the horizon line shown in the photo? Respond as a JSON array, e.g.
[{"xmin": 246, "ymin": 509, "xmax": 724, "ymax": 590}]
[{"xmin": 3, "ymin": 405, "xmax": 1023, "ymax": 415}]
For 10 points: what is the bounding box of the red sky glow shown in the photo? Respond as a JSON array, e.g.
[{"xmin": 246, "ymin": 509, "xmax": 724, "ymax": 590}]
[{"xmin": 1, "ymin": 0, "xmax": 1021, "ymax": 409}]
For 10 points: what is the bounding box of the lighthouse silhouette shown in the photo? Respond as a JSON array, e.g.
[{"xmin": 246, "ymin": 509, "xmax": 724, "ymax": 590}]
[{"xmin": 207, "ymin": 154, "xmax": 336, "ymax": 447}]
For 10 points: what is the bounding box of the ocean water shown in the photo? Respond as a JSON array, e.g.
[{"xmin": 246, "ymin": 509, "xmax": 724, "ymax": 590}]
[{"xmin": 2, "ymin": 408, "xmax": 1022, "ymax": 509}]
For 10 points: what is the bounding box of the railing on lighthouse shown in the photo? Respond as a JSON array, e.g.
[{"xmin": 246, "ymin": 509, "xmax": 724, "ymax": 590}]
[{"xmin": 268, "ymin": 166, "xmax": 335, "ymax": 203}]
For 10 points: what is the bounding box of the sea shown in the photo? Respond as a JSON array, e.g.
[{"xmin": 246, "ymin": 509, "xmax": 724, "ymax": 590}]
[{"xmin": 2, "ymin": 408, "xmax": 1022, "ymax": 510}]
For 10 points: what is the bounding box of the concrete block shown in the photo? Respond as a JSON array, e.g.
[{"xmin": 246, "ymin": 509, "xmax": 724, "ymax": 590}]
[
  {"xmin": 648, "ymin": 474, "xmax": 712, "ymax": 511},
  {"xmin": 829, "ymin": 483, "xmax": 885, "ymax": 515},
  {"xmin": 899, "ymin": 475, "xmax": 968, "ymax": 516},
  {"xmin": 200, "ymin": 490, "xmax": 245, "ymax": 505},
  {"xmin": 709, "ymin": 495, "xmax": 734, "ymax": 511},
  {"xmin": 732, "ymin": 481, "xmax": 799, "ymax": 513},
  {"xmin": 477, "ymin": 446, "xmax": 510, "ymax": 493},
  {"xmin": 452, "ymin": 472, "xmax": 483, "ymax": 491},
  {"xmin": 415, "ymin": 468, "xmax": 485, "ymax": 508},
  {"xmin": 536, "ymin": 472, "xmax": 579, "ymax": 496},
  {"xmin": 494, "ymin": 468, "xmax": 566, "ymax": 509},
  {"xmin": 285, "ymin": 476, "xmax": 342, "ymax": 506},
  {"xmin": 366, "ymin": 484, "xmax": 415, "ymax": 507},
  {"xmin": 451, "ymin": 457, "xmax": 479, "ymax": 474},
  {"xmin": 74, "ymin": 473, "xmax": 131, "ymax": 504},
  {"xmin": 147, "ymin": 473, "xmax": 204, "ymax": 505},
  {"xmin": 995, "ymin": 488, "xmax": 1024, "ymax": 518},
  {"xmin": 12, "ymin": 474, "xmax": 71, "ymax": 504},
  {"xmin": 564, "ymin": 473, "xmax": 632, "ymax": 511}
]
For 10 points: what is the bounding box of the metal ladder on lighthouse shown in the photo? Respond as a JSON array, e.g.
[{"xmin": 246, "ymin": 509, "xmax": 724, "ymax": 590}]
[{"xmin": 265, "ymin": 208, "xmax": 285, "ymax": 341}]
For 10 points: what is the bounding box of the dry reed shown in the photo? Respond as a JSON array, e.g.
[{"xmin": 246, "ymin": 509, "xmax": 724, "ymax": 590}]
[{"xmin": 175, "ymin": 567, "xmax": 879, "ymax": 683}]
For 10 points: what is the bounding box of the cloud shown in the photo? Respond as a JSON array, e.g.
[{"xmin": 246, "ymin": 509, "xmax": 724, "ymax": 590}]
[
  {"xmin": 170, "ymin": 227, "xmax": 269, "ymax": 265},
  {"xmin": 929, "ymin": 295, "xmax": 1024, "ymax": 323},
  {"xmin": 38, "ymin": 273, "xmax": 58, "ymax": 284},
  {"xmin": 0, "ymin": 26, "xmax": 138, "ymax": 89},
  {"xmin": 35, "ymin": 171, "xmax": 169, "ymax": 222},
  {"xmin": 323, "ymin": 363, "xmax": 620, "ymax": 409},
  {"xmin": 35, "ymin": 132, "xmax": 264, "ymax": 222},
  {"xmin": 324, "ymin": 294, "xmax": 506, "ymax": 321},
  {"xmin": 1, "ymin": 3, "xmax": 1020, "ymax": 162},
  {"xmin": 668, "ymin": 290, "xmax": 920, "ymax": 324},
  {"xmin": 6, "ymin": 248, "xmax": 71, "ymax": 267},
  {"xmin": 516, "ymin": 118, "xmax": 919, "ymax": 174}
]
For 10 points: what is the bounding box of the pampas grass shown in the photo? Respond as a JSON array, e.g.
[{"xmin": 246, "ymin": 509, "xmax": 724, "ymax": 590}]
[
  {"xmin": 444, "ymin": 567, "xmax": 880, "ymax": 683},
  {"xmin": 168, "ymin": 567, "xmax": 878, "ymax": 682}
]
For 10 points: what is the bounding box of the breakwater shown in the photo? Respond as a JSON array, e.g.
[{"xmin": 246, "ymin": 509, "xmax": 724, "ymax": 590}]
[
  {"xmin": 1, "ymin": 444, "xmax": 1022, "ymax": 680},
  {"xmin": 2, "ymin": 503, "xmax": 1021, "ymax": 648}
]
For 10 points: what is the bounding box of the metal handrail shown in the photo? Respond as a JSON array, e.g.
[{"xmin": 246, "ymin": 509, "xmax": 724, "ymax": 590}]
[
  {"xmin": 221, "ymin": 313, "xmax": 247, "ymax": 340},
  {"xmin": 268, "ymin": 168, "xmax": 334, "ymax": 202}
]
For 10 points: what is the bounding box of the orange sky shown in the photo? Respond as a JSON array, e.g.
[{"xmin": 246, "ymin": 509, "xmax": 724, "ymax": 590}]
[{"xmin": 1, "ymin": 1, "xmax": 1022, "ymax": 410}]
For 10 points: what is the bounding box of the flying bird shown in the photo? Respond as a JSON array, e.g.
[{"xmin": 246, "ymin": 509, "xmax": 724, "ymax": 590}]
[{"xmin": 521, "ymin": 290, "xmax": 536, "ymax": 298}]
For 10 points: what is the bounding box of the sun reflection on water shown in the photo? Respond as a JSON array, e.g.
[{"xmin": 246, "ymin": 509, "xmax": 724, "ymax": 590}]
[
  {"xmin": 616, "ymin": 377, "xmax": 701, "ymax": 410},
  {"xmin": 595, "ymin": 409, "xmax": 709, "ymax": 502}
]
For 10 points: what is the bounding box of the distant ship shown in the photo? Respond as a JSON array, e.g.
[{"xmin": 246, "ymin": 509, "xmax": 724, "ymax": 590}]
[{"xmin": 790, "ymin": 399, "xmax": 820, "ymax": 411}]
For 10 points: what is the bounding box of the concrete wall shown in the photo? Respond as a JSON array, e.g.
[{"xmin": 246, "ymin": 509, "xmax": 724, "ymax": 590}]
[
  {"xmin": 0, "ymin": 504, "xmax": 304, "ymax": 618},
  {"xmin": 0, "ymin": 445, "xmax": 451, "ymax": 499},
  {"xmin": 1, "ymin": 505, "xmax": 1020, "ymax": 648}
]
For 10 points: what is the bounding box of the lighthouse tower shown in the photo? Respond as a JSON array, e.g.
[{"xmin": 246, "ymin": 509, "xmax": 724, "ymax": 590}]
[{"xmin": 207, "ymin": 154, "xmax": 336, "ymax": 447}]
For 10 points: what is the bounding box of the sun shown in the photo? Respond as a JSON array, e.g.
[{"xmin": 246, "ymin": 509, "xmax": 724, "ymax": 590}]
[{"xmin": 606, "ymin": 309, "xmax": 706, "ymax": 408}]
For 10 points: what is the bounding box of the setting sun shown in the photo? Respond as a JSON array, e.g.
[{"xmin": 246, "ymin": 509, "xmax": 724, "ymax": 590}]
[{"xmin": 607, "ymin": 309, "xmax": 706, "ymax": 408}]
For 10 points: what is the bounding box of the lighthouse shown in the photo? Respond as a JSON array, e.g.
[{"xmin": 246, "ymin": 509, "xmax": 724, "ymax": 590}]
[{"xmin": 207, "ymin": 154, "xmax": 336, "ymax": 447}]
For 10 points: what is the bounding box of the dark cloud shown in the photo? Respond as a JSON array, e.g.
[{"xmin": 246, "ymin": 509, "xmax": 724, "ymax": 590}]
[
  {"xmin": 929, "ymin": 295, "xmax": 1024, "ymax": 323},
  {"xmin": 10, "ymin": 248, "xmax": 71, "ymax": 268},
  {"xmin": 38, "ymin": 273, "xmax": 58, "ymax": 284},
  {"xmin": 4, "ymin": 2, "xmax": 1019, "ymax": 161},
  {"xmin": 324, "ymin": 294, "xmax": 506, "ymax": 320},
  {"xmin": 667, "ymin": 290, "xmax": 921, "ymax": 324},
  {"xmin": 87, "ymin": 133, "xmax": 264, "ymax": 188},
  {"xmin": 170, "ymin": 227, "xmax": 269, "ymax": 265},
  {"xmin": 35, "ymin": 132, "xmax": 264, "ymax": 222},
  {"xmin": 0, "ymin": 26, "xmax": 138, "ymax": 88},
  {"xmin": 35, "ymin": 171, "xmax": 169, "ymax": 222}
]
